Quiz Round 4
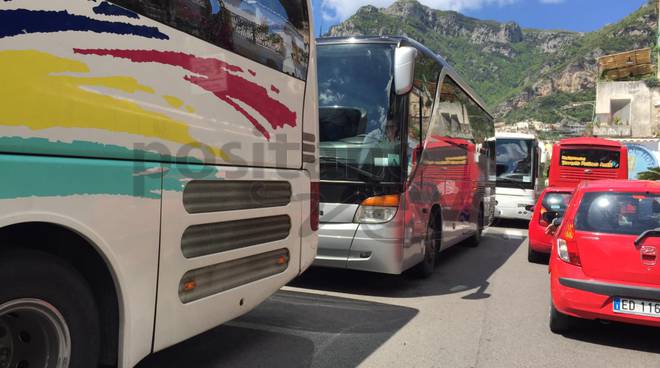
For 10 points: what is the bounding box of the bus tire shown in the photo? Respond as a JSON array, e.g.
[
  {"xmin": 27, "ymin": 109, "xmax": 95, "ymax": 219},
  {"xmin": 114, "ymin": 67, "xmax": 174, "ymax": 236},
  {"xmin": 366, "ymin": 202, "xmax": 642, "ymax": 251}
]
[
  {"xmin": 464, "ymin": 205, "xmax": 484, "ymax": 248},
  {"xmin": 411, "ymin": 215, "xmax": 439, "ymax": 278},
  {"xmin": 0, "ymin": 249, "xmax": 100, "ymax": 368}
]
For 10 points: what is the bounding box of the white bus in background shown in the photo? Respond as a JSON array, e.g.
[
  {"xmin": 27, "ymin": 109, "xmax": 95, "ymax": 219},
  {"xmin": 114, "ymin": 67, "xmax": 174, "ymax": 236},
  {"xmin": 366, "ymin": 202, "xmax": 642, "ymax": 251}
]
[
  {"xmin": 488, "ymin": 133, "xmax": 545, "ymax": 221},
  {"xmin": 0, "ymin": 1, "xmax": 318, "ymax": 367}
]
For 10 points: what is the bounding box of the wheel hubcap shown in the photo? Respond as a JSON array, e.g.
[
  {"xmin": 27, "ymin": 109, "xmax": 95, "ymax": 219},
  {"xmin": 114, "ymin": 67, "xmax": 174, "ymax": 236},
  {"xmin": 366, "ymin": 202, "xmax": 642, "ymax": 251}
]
[{"xmin": 0, "ymin": 299, "xmax": 71, "ymax": 368}]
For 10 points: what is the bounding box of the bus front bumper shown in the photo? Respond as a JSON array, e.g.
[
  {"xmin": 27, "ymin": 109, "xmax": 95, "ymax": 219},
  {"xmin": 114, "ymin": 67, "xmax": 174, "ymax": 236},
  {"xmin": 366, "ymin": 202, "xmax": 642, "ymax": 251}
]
[
  {"xmin": 314, "ymin": 222, "xmax": 406, "ymax": 275},
  {"xmin": 495, "ymin": 194, "xmax": 535, "ymax": 220}
]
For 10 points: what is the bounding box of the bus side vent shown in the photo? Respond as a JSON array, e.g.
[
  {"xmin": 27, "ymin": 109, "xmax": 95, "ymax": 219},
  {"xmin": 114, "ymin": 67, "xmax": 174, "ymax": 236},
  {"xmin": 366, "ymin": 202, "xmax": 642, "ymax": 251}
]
[
  {"xmin": 178, "ymin": 248, "xmax": 290, "ymax": 304},
  {"xmin": 181, "ymin": 215, "xmax": 291, "ymax": 258},
  {"xmin": 183, "ymin": 180, "xmax": 291, "ymax": 214}
]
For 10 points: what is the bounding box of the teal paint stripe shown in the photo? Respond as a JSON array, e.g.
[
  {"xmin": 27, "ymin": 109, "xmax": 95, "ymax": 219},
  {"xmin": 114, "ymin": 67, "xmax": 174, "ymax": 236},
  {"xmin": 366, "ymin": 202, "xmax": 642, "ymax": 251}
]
[
  {"xmin": 0, "ymin": 137, "xmax": 222, "ymax": 198},
  {"xmin": 0, "ymin": 154, "xmax": 162, "ymax": 199}
]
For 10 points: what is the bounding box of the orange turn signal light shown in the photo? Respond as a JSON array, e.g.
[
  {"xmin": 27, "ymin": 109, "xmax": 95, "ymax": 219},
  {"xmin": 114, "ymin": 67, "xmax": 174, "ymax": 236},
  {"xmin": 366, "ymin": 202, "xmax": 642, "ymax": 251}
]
[
  {"xmin": 182, "ymin": 280, "xmax": 197, "ymax": 292},
  {"xmin": 361, "ymin": 194, "xmax": 400, "ymax": 207}
]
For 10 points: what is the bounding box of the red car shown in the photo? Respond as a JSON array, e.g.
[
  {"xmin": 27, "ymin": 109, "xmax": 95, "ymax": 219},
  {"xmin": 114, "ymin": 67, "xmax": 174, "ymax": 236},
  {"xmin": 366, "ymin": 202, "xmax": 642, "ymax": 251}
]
[
  {"xmin": 527, "ymin": 187, "xmax": 573, "ymax": 263},
  {"xmin": 549, "ymin": 179, "xmax": 660, "ymax": 332}
]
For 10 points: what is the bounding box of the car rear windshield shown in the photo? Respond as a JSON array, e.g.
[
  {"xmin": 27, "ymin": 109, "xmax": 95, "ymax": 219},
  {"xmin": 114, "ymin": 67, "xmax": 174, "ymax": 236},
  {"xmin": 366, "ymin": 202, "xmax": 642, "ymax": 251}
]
[
  {"xmin": 560, "ymin": 148, "xmax": 621, "ymax": 170},
  {"xmin": 542, "ymin": 192, "xmax": 572, "ymax": 215},
  {"xmin": 575, "ymin": 192, "xmax": 660, "ymax": 235}
]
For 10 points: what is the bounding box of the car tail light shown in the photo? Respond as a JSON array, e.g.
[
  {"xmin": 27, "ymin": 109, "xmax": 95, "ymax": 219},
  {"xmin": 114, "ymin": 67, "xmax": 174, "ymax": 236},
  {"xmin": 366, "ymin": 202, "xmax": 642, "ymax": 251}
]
[
  {"xmin": 556, "ymin": 222, "xmax": 580, "ymax": 266},
  {"xmin": 354, "ymin": 194, "xmax": 400, "ymax": 224},
  {"xmin": 310, "ymin": 181, "xmax": 319, "ymax": 231}
]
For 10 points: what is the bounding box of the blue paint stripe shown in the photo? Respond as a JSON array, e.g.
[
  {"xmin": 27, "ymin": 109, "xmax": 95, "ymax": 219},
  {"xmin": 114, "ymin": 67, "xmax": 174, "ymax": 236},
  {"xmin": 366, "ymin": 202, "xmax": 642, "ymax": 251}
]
[
  {"xmin": 93, "ymin": 1, "xmax": 140, "ymax": 19},
  {"xmin": 0, "ymin": 9, "xmax": 168, "ymax": 40}
]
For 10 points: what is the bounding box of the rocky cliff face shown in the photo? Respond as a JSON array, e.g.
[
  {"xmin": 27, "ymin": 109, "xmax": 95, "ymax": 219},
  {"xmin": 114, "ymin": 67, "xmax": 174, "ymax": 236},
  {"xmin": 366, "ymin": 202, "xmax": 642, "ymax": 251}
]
[{"xmin": 326, "ymin": 0, "xmax": 657, "ymax": 123}]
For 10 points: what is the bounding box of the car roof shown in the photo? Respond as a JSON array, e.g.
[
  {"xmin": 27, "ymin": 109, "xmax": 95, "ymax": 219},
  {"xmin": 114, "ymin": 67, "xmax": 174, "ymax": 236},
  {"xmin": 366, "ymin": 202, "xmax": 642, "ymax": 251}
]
[
  {"xmin": 542, "ymin": 186, "xmax": 574, "ymax": 194},
  {"xmin": 558, "ymin": 137, "xmax": 623, "ymax": 148},
  {"xmin": 577, "ymin": 180, "xmax": 660, "ymax": 193}
]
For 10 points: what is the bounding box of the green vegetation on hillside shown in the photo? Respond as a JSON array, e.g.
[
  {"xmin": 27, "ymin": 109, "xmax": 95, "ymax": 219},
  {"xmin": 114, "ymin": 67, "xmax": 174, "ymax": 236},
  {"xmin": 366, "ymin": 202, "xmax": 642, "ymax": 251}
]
[{"xmin": 328, "ymin": 0, "xmax": 657, "ymax": 124}]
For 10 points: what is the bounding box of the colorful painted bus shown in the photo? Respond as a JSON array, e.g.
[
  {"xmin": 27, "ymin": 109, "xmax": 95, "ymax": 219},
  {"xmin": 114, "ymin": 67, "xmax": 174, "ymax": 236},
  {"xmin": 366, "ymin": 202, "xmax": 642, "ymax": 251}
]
[
  {"xmin": 548, "ymin": 137, "xmax": 628, "ymax": 187},
  {"xmin": 0, "ymin": 1, "xmax": 318, "ymax": 367},
  {"xmin": 315, "ymin": 36, "xmax": 495, "ymax": 277}
]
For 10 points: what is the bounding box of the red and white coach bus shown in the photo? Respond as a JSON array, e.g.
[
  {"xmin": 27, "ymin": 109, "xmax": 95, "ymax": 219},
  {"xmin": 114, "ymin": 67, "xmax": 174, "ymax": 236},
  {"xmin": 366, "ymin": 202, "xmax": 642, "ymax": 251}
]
[{"xmin": 314, "ymin": 36, "xmax": 495, "ymax": 277}]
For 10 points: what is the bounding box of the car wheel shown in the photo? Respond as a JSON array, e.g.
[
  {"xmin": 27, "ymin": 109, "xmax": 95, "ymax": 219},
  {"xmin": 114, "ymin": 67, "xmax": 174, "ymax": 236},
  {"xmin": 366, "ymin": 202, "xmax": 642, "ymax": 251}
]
[
  {"xmin": 412, "ymin": 216, "xmax": 439, "ymax": 278},
  {"xmin": 549, "ymin": 303, "xmax": 573, "ymax": 334},
  {"xmin": 527, "ymin": 246, "xmax": 546, "ymax": 264},
  {"xmin": 0, "ymin": 250, "xmax": 101, "ymax": 368}
]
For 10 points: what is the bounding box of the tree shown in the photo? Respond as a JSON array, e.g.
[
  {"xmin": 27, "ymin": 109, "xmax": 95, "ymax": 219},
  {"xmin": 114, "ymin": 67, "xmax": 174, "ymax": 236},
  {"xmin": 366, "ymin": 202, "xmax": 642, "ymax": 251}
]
[{"xmin": 638, "ymin": 167, "xmax": 660, "ymax": 180}]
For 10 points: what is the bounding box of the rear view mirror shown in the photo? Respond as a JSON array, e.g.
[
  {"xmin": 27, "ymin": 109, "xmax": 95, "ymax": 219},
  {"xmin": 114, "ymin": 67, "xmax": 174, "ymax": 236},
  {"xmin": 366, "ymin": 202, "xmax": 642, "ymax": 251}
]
[
  {"xmin": 543, "ymin": 211, "xmax": 559, "ymax": 224},
  {"xmin": 551, "ymin": 217, "xmax": 563, "ymax": 227},
  {"xmin": 394, "ymin": 46, "xmax": 417, "ymax": 95}
]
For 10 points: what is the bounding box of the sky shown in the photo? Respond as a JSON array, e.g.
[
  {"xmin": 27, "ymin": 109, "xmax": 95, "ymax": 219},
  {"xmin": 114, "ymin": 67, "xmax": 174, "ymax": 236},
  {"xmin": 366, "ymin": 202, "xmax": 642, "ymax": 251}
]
[{"xmin": 311, "ymin": 0, "xmax": 650, "ymax": 37}]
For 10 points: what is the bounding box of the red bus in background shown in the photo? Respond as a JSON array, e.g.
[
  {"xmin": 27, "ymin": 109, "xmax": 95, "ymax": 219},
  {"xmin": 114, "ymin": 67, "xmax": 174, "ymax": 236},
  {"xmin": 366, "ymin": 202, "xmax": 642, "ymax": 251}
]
[{"xmin": 549, "ymin": 137, "xmax": 628, "ymax": 188}]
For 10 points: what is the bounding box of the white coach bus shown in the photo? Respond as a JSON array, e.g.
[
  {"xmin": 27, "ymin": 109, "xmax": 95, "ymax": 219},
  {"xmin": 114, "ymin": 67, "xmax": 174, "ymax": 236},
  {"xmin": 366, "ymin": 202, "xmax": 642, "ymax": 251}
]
[
  {"xmin": 0, "ymin": 1, "xmax": 318, "ymax": 367},
  {"xmin": 488, "ymin": 133, "xmax": 544, "ymax": 221}
]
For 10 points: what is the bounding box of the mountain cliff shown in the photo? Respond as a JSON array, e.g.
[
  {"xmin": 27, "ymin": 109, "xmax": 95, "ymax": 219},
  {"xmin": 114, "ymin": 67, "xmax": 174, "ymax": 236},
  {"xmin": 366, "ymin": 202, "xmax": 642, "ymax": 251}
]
[{"xmin": 326, "ymin": 0, "xmax": 658, "ymax": 123}]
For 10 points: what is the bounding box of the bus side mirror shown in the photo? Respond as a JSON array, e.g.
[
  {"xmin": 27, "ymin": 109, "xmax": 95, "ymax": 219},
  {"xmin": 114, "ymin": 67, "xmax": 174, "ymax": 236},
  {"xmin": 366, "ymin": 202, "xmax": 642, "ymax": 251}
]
[{"xmin": 394, "ymin": 46, "xmax": 417, "ymax": 95}]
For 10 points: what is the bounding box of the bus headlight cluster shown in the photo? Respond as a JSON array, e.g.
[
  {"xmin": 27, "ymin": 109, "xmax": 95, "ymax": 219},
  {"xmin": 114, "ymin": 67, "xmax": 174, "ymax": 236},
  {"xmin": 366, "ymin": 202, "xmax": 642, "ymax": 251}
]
[
  {"xmin": 353, "ymin": 194, "xmax": 400, "ymax": 224},
  {"xmin": 354, "ymin": 206, "xmax": 398, "ymax": 224}
]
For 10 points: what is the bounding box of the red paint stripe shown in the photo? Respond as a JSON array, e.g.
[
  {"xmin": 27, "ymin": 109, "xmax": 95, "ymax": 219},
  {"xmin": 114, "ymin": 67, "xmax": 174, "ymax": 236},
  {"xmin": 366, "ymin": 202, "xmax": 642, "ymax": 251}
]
[{"xmin": 74, "ymin": 48, "xmax": 297, "ymax": 140}]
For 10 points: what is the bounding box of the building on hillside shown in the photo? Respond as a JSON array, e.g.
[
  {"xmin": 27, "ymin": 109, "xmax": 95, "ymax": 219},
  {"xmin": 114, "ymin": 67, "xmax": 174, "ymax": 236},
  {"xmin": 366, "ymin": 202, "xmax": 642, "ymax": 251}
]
[{"xmin": 594, "ymin": 38, "xmax": 660, "ymax": 177}]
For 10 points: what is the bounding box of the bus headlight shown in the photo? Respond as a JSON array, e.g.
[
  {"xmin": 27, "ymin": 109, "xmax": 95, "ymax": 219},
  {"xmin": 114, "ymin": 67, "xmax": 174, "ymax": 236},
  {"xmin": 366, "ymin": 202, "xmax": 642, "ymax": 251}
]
[{"xmin": 353, "ymin": 195, "xmax": 399, "ymax": 224}]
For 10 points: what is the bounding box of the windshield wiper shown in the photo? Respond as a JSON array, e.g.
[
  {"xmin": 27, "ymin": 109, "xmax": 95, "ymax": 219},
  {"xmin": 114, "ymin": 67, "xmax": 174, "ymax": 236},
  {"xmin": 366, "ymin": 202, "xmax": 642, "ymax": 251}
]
[
  {"xmin": 320, "ymin": 156, "xmax": 382, "ymax": 183},
  {"xmin": 497, "ymin": 177, "xmax": 528, "ymax": 191}
]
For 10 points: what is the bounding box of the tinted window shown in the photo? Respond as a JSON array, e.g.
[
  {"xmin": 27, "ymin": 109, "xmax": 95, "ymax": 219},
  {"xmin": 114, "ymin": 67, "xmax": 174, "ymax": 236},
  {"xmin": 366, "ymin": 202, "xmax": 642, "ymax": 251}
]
[
  {"xmin": 560, "ymin": 148, "xmax": 621, "ymax": 170},
  {"xmin": 407, "ymin": 53, "xmax": 440, "ymax": 175},
  {"xmin": 317, "ymin": 43, "xmax": 404, "ymax": 183},
  {"xmin": 496, "ymin": 139, "xmax": 534, "ymax": 187},
  {"xmin": 542, "ymin": 192, "xmax": 572, "ymax": 215},
  {"xmin": 112, "ymin": 0, "xmax": 310, "ymax": 80},
  {"xmin": 575, "ymin": 192, "xmax": 660, "ymax": 235}
]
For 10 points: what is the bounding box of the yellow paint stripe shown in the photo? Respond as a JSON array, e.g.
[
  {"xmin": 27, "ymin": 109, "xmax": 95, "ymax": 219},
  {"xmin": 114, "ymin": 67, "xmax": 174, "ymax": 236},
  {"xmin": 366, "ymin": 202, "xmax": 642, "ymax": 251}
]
[
  {"xmin": 0, "ymin": 50, "xmax": 227, "ymax": 160},
  {"xmin": 163, "ymin": 95, "xmax": 184, "ymax": 109}
]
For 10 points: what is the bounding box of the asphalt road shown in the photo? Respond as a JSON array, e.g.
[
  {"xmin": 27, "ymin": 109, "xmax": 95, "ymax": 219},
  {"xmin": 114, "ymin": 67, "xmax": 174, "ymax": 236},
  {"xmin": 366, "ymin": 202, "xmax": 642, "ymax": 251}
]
[{"xmin": 138, "ymin": 222, "xmax": 660, "ymax": 368}]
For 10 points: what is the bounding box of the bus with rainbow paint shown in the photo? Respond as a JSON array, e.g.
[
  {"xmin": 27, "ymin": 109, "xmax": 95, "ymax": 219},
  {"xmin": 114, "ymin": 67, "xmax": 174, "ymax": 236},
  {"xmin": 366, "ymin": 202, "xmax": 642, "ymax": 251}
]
[{"xmin": 0, "ymin": 1, "xmax": 318, "ymax": 367}]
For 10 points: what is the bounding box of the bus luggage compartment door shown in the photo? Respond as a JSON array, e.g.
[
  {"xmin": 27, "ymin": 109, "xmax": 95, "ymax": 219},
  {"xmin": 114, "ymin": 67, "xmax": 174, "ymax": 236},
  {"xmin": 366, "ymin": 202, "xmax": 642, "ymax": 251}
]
[{"xmin": 153, "ymin": 164, "xmax": 307, "ymax": 351}]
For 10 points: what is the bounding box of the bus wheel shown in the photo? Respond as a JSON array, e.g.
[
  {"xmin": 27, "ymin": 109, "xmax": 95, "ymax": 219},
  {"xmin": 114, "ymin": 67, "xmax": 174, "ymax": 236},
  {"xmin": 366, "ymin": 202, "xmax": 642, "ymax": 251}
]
[
  {"xmin": 464, "ymin": 206, "xmax": 484, "ymax": 248},
  {"xmin": 0, "ymin": 250, "xmax": 100, "ymax": 368},
  {"xmin": 412, "ymin": 216, "xmax": 438, "ymax": 278}
]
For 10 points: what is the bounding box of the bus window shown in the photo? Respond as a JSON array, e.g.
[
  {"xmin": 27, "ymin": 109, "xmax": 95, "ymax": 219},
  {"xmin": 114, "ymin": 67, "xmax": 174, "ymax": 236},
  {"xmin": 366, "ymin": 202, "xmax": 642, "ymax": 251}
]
[{"xmin": 113, "ymin": 0, "xmax": 311, "ymax": 79}]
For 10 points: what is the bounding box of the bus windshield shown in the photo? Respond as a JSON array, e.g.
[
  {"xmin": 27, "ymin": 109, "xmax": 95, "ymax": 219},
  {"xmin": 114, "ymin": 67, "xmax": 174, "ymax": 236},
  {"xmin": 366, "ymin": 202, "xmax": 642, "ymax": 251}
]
[
  {"xmin": 317, "ymin": 43, "xmax": 402, "ymax": 183},
  {"xmin": 496, "ymin": 138, "xmax": 535, "ymax": 189}
]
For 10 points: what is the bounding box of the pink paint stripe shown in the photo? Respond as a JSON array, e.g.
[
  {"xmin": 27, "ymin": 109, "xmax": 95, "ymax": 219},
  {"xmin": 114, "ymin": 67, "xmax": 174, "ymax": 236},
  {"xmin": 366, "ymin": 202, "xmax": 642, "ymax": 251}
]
[{"xmin": 74, "ymin": 48, "xmax": 297, "ymax": 140}]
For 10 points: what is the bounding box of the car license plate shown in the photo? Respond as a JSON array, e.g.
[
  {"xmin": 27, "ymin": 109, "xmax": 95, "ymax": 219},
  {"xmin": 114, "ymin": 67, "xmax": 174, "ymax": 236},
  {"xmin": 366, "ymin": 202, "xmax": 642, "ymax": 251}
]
[{"xmin": 613, "ymin": 297, "xmax": 660, "ymax": 318}]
